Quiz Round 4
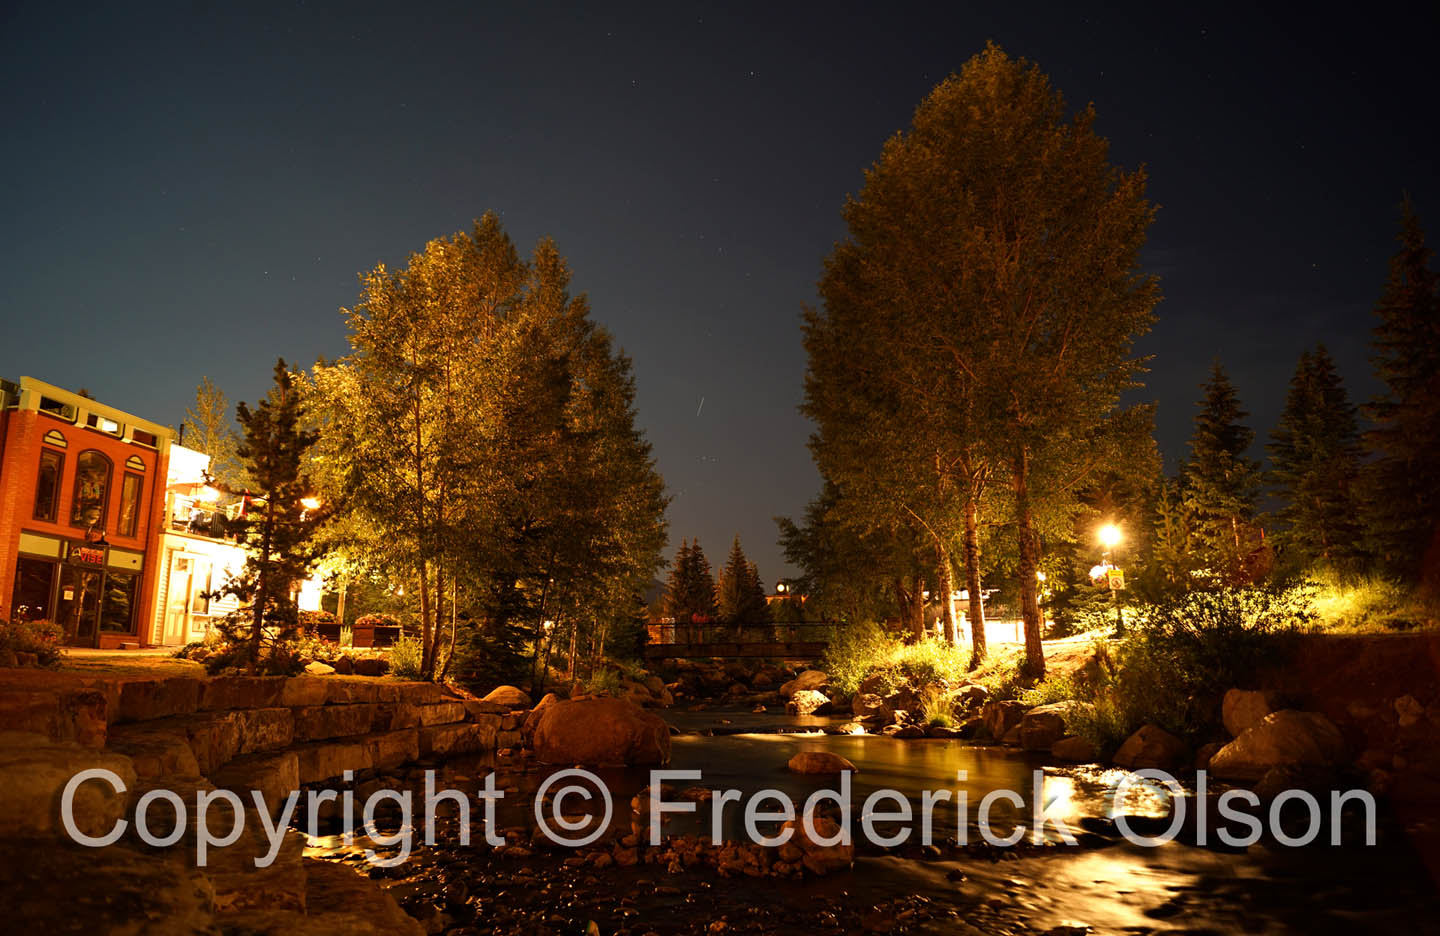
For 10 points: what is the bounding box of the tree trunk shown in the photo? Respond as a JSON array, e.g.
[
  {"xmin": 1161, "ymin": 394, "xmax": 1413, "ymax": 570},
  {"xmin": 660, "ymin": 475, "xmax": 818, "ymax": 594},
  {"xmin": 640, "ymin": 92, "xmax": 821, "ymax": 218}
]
[
  {"xmin": 963, "ymin": 494, "xmax": 987, "ymax": 666},
  {"xmin": 1013, "ymin": 444, "xmax": 1046, "ymax": 677},
  {"xmin": 896, "ymin": 577, "xmax": 924, "ymax": 643},
  {"xmin": 936, "ymin": 543, "xmax": 957, "ymax": 645}
]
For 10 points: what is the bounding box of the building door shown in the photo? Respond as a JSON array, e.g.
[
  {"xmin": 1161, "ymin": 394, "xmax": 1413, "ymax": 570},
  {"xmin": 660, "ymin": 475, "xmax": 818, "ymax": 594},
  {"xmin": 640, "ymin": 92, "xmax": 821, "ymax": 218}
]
[
  {"xmin": 164, "ymin": 554, "xmax": 193, "ymax": 646},
  {"xmin": 58, "ymin": 566, "xmax": 102, "ymax": 647}
]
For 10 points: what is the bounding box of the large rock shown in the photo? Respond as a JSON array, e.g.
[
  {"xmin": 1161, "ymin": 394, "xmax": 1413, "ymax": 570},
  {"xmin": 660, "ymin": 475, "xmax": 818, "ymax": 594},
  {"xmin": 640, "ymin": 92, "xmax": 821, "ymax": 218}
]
[
  {"xmin": 1112, "ymin": 724, "xmax": 1188, "ymax": 771},
  {"xmin": 852, "ymin": 692, "xmax": 893, "ymax": 722},
  {"xmin": 483, "ymin": 685, "xmax": 533, "ymax": 709},
  {"xmin": 530, "ymin": 697, "xmax": 670, "ymax": 766},
  {"xmin": 787, "ymin": 751, "xmax": 858, "ymax": 774},
  {"xmin": 786, "ymin": 689, "xmax": 833, "ymax": 716},
  {"xmin": 779, "ymin": 670, "xmax": 829, "ymax": 699},
  {"xmin": 522, "ymin": 692, "xmax": 561, "ymax": 740},
  {"xmin": 1020, "ymin": 701, "xmax": 1092, "ymax": 751},
  {"xmin": 1209, "ymin": 710, "xmax": 1346, "ymax": 781},
  {"xmin": 1222, "ymin": 689, "xmax": 1281, "ymax": 738},
  {"xmin": 981, "ymin": 699, "xmax": 1028, "ymax": 741},
  {"xmin": 0, "ymin": 687, "xmax": 109, "ymax": 747},
  {"xmin": 0, "ymin": 733, "xmax": 137, "ymax": 838},
  {"xmin": 779, "ymin": 812, "xmax": 854, "ymax": 875},
  {"xmin": 1051, "ymin": 736, "xmax": 1098, "ymax": 762}
]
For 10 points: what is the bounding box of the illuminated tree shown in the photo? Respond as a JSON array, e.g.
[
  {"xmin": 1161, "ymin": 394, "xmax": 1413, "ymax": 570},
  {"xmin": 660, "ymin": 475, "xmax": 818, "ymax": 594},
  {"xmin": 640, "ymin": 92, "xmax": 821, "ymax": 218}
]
[
  {"xmin": 804, "ymin": 45, "xmax": 1159, "ymax": 674},
  {"xmin": 209, "ymin": 360, "xmax": 327, "ymax": 674}
]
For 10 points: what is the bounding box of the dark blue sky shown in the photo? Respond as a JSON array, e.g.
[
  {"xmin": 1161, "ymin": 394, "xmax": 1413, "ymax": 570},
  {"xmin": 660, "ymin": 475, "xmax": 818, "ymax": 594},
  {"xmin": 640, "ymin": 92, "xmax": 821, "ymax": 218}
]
[{"xmin": 3, "ymin": 2, "xmax": 1437, "ymax": 581}]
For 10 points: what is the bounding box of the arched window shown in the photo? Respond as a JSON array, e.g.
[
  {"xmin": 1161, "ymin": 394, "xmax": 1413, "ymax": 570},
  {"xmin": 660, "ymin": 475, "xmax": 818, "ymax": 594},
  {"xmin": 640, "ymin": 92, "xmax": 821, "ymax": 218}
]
[{"xmin": 70, "ymin": 450, "xmax": 112, "ymax": 530}]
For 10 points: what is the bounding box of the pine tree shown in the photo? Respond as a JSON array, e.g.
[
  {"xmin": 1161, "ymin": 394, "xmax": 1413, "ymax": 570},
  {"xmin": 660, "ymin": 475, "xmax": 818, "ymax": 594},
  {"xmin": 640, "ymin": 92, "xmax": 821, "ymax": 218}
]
[
  {"xmin": 1268, "ymin": 345, "xmax": 1364, "ymax": 572},
  {"xmin": 715, "ymin": 537, "xmax": 772, "ymax": 634},
  {"xmin": 1363, "ymin": 201, "xmax": 1440, "ymax": 582},
  {"xmin": 210, "ymin": 360, "xmax": 328, "ymax": 675},
  {"xmin": 663, "ymin": 540, "xmax": 717, "ymax": 639},
  {"xmin": 1182, "ymin": 362, "xmax": 1264, "ymax": 583}
]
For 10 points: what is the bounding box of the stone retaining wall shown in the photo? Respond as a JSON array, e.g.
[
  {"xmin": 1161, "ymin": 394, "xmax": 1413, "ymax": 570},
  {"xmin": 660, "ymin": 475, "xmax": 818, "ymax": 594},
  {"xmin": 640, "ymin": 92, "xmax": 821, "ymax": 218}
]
[{"xmin": 0, "ymin": 667, "xmax": 526, "ymax": 935}]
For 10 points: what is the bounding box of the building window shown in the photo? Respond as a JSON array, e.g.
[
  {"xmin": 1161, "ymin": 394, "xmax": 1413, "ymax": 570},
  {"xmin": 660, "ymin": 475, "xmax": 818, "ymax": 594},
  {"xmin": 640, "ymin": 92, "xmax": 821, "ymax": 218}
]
[
  {"xmin": 70, "ymin": 450, "xmax": 112, "ymax": 530},
  {"xmin": 100, "ymin": 571, "xmax": 138, "ymax": 633},
  {"xmin": 33, "ymin": 450, "xmax": 64, "ymax": 522},
  {"xmin": 118, "ymin": 473, "xmax": 143, "ymax": 537},
  {"xmin": 12, "ymin": 557, "xmax": 58, "ymax": 622}
]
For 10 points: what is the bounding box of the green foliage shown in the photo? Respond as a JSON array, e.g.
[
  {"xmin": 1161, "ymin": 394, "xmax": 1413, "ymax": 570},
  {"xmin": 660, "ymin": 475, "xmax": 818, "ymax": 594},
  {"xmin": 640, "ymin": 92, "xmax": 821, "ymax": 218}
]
[
  {"xmin": 1181, "ymin": 362, "xmax": 1266, "ymax": 584},
  {"xmin": 1310, "ymin": 572, "xmax": 1437, "ymax": 632},
  {"xmin": 801, "ymin": 43, "xmax": 1160, "ymax": 674},
  {"xmin": 1020, "ymin": 673, "xmax": 1080, "ymax": 707},
  {"xmin": 387, "ymin": 635, "xmax": 425, "ymax": 681},
  {"xmin": 0, "ymin": 619, "xmax": 63, "ymax": 668},
  {"xmin": 663, "ymin": 539, "xmax": 717, "ymax": 629},
  {"xmin": 1362, "ymin": 201, "xmax": 1440, "ymax": 581},
  {"xmin": 583, "ymin": 668, "xmax": 623, "ymax": 697},
  {"xmin": 1268, "ymin": 346, "xmax": 1365, "ymax": 573},
  {"xmin": 716, "ymin": 536, "xmax": 771, "ymax": 634},
  {"xmin": 208, "ymin": 361, "xmax": 328, "ymax": 676},
  {"xmin": 820, "ymin": 620, "xmax": 905, "ymax": 696},
  {"xmin": 312, "ymin": 213, "xmax": 668, "ymax": 684},
  {"xmin": 919, "ymin": 685, "xmax": 959, "ymax": 727},
  {"xmin": 182, "ymin": 376, "xmax": 245, "ymax": 489}
]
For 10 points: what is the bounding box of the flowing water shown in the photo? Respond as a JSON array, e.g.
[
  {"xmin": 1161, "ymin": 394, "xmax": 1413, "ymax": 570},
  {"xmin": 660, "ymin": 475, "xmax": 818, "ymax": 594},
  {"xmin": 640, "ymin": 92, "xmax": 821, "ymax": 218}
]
[{"xmin": 304, "ymin": 708, "xmax": 1440, "ymax": 934}]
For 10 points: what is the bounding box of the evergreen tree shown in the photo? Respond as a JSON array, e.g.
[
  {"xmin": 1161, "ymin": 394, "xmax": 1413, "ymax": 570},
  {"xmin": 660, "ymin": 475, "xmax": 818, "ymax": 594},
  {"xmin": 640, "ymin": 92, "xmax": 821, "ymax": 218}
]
[
  {"xmin": 663, "ymin": 540, "xmax": 717, "ymax": 639},
  {"xmin": 1182, "ymin": 362, "xmax": 1265, "ymax": 583},
  {"xmin": 1268, "ymin": 345, "xmax": 1363, "ymax": 572},
  {"xmin": 210, "ymin": 360, "xmax": 328, "ymax": 674},
  {"xmin": 1363, "ymin": 202, "xmax": 1440, "ymax": 583},
  {"xmin": 716, "ymin": 536, "xmax": 772, "ymax": 633}
]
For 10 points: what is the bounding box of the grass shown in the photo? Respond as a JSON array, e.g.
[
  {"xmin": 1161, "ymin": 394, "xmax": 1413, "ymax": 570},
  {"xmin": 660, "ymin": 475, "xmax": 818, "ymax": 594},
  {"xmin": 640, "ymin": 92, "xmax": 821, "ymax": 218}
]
[{"xmin": 1308, "ymin": 572, "xmax": 1439, "ymax": 633}]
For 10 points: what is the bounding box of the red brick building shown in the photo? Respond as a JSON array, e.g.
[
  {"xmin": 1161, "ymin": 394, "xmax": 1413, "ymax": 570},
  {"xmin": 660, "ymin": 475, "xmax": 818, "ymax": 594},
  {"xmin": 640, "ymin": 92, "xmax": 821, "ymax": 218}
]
[{"xmin": 0, "ymin": 377, "xmax": 174, "ymax": 647}]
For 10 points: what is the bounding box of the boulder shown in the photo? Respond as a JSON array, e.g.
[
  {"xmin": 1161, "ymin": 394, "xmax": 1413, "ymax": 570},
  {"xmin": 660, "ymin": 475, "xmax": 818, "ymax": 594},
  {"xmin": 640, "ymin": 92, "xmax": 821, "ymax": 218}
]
[
  {"xmin": 483, "ymin": 685, "xmax": 533, "ymax": 710},
  {"xmin": 1209, "ymin": 710, "xmax": 1346, "ymax": 781},
  {"xmin": 530, "ymin": 697, "xmax": 670, "ymax": 766},
  {"xmin": 779, "ymin": 811, "xmax": 854, "ymax": 875},
  {"xmin": 0, "ymin": 734, "xmax": 138, "ymax": 838},
  {"xmin": 1020, "ymin": 701, "xmax": 1092, "ymax": 752},
  {"xmin": 981, "ymin": 700, "xmax": 1028, "ymax": 741},
  {"xmin": 1222, "ymin": 689, "xmax": 1281, "ymax": 738},
  {"xmin": 522, "ymin": 692, "xmax": 561, "ymax": 740},
  {"xmin": 779, "ymin": 670, "xmax": 829, "ymax": 699},
  {"xmin": 786, "ymin": 689, "xmax": 833, "ymax": 716},
  {"xmin": 353, "ymin": 657, "xmax": 387, "ymax": 677},
  {"xmin": 1112, "ymin": 725, "xmax": 1188, "ymax": 771},
  {"xmin": 304, "ymin": 661, "xmax": 336, "ymax": 676},
  {"xmin": 851, "ymin": 693, "xmax": 893, "ymax": 722},
  {"xmin": 955, "ymin": 684, "xmax": 989, "ymax": 709},
  {"xmin": 787, "ymin": 751, "xmax": 858, "ymax": 774},
  {"xmin": 1194, "ymin": 741, "xmax": 1225, "ymax": 771},
  {"xmin": 1051, "ymin": 736, "xmax": 1098, "ymax": 762}
]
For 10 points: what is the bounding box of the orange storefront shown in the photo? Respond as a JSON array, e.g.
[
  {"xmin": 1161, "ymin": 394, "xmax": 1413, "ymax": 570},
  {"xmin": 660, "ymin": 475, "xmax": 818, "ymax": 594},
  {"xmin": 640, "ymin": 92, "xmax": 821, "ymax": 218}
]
[{"xmin": 0, "ymin": 377, "xmax": 174, "ymax": 647}]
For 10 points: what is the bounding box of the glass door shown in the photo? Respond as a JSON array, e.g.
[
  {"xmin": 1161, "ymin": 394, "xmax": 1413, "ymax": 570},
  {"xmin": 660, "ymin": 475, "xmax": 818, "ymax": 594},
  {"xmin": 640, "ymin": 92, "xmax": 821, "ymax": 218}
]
[{"xmin": 58, "ymin": 566, "xmax": 102, "ymax": 647}]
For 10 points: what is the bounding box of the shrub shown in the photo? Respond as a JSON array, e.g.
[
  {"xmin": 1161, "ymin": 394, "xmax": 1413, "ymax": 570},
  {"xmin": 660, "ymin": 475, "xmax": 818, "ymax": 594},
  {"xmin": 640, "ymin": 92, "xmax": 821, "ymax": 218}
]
[
  {"xmin": 919, "ymin": 685, "xmax": 959, "ymax": 727},
  {"xmin": 387, "ymin": 635, "xmax": 425, "ymax": 681},
  {"xmin": 584, "ymin": 668, "xmax": 623, "ymax": 697},
  {"xmin": 1020, "ymin": 673, "xmax": 1080, "ymax": 707},
  {"xmin": 821, "ymin": 621, "xmax": 903, "ymax": 695},
  {"xmin": 0, "ymin": 619, "xmax": 63, "ymax": 668}
]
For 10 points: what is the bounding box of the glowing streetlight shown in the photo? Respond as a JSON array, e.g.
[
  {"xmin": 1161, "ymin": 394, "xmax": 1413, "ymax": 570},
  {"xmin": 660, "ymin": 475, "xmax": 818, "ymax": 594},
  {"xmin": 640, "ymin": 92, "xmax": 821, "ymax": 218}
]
[
  {"xmin": 301, "ymin": 496, "xmax": 322, "ymax": 511},
  {"xmin": 1097, "ymin": 522, "xmax": 1125, "ymax": 636}
]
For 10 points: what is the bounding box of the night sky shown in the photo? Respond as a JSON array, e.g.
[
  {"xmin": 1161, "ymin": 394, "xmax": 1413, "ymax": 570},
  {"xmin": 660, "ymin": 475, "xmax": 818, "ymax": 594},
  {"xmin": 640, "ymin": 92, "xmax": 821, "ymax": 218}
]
[{"xmin": 3, "ymin": 3, "xmax": 1437, "ymax": 582}]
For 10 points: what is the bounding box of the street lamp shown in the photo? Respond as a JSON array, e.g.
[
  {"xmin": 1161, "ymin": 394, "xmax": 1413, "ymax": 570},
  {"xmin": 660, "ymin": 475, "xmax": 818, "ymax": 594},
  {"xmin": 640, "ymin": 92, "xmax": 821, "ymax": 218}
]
[{"xmin": 1097, "ymin": 522, "xmax": 1124, "ymax": 636}]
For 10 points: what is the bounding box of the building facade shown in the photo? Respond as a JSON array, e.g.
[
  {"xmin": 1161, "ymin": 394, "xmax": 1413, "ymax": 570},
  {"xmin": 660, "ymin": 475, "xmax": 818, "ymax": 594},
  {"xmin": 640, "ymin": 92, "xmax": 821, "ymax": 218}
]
[{"xmin": 0, "ymin": 377, "xmax": 174, "ymax": 647}]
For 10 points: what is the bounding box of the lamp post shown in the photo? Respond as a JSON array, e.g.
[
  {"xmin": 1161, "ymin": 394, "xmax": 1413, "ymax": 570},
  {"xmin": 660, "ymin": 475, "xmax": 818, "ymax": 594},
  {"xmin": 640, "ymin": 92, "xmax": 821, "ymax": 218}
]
[{"xmin": 1098, "ymin": 523, "xmax": 1124, "ymax": 637}]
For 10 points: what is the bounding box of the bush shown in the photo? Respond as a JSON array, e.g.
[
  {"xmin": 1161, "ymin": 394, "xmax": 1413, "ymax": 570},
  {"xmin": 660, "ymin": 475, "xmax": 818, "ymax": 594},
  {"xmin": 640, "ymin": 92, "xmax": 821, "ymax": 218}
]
[
  {"xmin": 0, "ymin": 619, "xmax": 63, "ymax": 668},
  {"xmin": 821, "ymin": 621, "xmax": 904, "ymax": 695},
  {"xmin": 1310, "ymin": 572, "xmax": 1435, "ymax": 632},
  {"xmin": 919, "ymin": 685, "xmax": 959, "ymax": 727},
  {"xmin": 1070, "ymin": 584, "xmax": 1309, "ymax": 748},
  {"xmin": 1020, "ymin": 673, "xmax": 1080, "ymax": 707},
  {"xmin": 387, "ymin": 635, "xmax": 425, "ymax": 681}
]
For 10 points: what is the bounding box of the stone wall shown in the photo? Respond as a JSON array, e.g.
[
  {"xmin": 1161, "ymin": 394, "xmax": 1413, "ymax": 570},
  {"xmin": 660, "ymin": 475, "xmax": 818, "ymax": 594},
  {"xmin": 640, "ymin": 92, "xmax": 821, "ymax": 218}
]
[{"xmin": 0, "ymin": 667, "xmax": 521, "ymax": 934}]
